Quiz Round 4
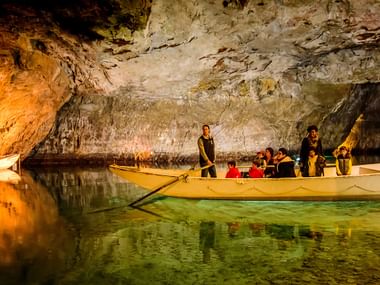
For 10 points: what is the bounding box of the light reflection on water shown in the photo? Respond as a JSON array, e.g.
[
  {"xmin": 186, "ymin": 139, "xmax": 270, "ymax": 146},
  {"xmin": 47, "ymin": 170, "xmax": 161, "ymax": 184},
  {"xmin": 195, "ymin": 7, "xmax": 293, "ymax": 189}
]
[{"xmin": 1, "ymin": 167, "xmax": 380, "ymax": 284}]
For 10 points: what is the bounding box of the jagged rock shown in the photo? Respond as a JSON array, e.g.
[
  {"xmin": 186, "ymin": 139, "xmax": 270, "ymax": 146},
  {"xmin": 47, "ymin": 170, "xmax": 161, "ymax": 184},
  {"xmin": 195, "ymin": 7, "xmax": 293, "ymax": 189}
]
[{"xmin": 0, "ymin": 0, "xmax": 379, "ymax": 163}]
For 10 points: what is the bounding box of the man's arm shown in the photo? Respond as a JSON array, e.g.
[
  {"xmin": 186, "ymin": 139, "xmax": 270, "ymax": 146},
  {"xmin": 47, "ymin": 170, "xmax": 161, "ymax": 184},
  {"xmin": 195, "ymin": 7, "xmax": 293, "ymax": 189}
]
[{"xmin": 198, "ymin": 137, "xmax": 209, "ymax": 162}]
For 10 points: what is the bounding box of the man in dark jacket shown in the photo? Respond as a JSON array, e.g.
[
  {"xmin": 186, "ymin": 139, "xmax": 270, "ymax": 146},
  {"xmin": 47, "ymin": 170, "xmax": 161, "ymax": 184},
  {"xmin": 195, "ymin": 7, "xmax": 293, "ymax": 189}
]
[
  {"xmin": 274, "ymin": 148, "xmax": 296, "ymax": 178},
  {"xmin": 198, "ymin": 124, "xmax": 217, "ymax": 177}
]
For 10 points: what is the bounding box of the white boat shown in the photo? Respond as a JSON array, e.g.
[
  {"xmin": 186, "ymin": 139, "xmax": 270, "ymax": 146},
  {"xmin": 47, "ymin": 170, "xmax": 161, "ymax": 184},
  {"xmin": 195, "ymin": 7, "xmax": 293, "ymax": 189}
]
[
  {"xmin": 0, "ymin": 169, "xmax": 21, "ymax": 184},
  {"xmin": 0, "ymin": 154, "xmax": 20, "ymax": 170},
  {"xmin": 109, "ymin": 163, "xmax": 380, "ymax": 201}
]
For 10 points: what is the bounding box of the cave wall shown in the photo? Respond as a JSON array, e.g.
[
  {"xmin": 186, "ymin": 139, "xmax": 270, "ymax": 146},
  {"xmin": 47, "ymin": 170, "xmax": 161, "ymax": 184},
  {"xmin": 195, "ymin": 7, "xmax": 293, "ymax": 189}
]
[
  {"xmin": 29, "ymin": 82, "xmax": 380, "ymax": 163},
  {"xmin": 0, "ymin": 0, "xmax": 379, "ymax": 162},
  {"xmin": 0, "ymin": 6, "xmax": 102, "ymax": 158}
]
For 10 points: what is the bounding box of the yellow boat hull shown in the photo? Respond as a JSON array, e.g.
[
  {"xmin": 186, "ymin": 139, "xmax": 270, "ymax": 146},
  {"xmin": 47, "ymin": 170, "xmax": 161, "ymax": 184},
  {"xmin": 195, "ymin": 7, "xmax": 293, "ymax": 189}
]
[{"xmin": 109, "ymin": 164, "xmax": 380, "ymax": 201}]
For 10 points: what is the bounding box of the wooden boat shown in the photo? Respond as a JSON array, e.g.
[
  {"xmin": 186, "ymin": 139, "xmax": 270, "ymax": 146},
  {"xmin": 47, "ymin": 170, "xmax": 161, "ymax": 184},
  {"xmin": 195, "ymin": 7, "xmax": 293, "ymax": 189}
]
[
  {"xmin": 109, "ymin": 163, "xmax": 380, "ymax": 201},
  {"xmin": 0, "ymin": 154, "xmax": 20, "ymax": 170}
]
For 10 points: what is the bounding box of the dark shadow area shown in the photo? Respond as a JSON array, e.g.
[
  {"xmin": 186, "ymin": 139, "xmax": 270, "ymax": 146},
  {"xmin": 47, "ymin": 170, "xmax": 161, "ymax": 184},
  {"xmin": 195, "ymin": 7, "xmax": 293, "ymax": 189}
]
[{"xmin": 0, "ymin": 0, "xmax": 152, "ymax": 40}]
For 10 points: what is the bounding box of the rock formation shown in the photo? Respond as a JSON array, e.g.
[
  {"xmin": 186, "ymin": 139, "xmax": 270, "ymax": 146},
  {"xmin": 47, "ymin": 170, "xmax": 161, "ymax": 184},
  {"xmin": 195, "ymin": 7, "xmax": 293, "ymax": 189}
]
[{"xmin": 0, "ymin": 0, "xmax": 379, "ymax": 163}]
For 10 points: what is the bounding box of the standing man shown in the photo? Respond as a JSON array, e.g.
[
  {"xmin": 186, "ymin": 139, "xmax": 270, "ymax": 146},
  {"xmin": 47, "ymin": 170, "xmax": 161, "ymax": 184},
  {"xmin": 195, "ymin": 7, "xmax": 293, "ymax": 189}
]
[
  {"xmin": 299, "ymin": 125, "xmax": 323, "ymax": 176},
  {"xmin": 198, "ymin": 124, "xmax": 217, "ymax": 177}
]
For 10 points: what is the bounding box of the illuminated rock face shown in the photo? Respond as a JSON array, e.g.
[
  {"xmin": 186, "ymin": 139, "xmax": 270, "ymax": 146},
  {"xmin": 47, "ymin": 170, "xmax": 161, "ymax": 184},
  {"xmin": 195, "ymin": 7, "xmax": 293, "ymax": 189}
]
[
  {"xmin": 0, "ymin": 0, "xmax": 379, "ymax": 162},
  {"xmin": 0, "ymin": 35, "xmax": 71, "ymax": 158}
]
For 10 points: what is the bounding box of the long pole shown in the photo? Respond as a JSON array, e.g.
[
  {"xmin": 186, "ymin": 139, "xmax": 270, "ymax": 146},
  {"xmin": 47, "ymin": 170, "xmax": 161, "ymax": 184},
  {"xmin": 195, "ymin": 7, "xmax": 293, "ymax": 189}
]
[
  {"xmin": 128, "ymin": 164, "xmax": 213, "ymax": 207},
  {"xmin": 87, "ymin": 164, "xmax": 214, "ymax": 214}
]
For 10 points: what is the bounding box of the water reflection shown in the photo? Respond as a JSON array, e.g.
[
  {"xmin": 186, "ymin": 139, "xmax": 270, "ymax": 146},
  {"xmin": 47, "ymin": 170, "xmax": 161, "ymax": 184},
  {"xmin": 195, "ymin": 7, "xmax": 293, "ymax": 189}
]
[
  {"xmin": 1, "ymin": 167, "xmax": 380, "ymax": 284},
  {"xmin": 29, "ymin": 167, "xmax": 143, "ymax": 213},
  {"xmin": 0, "ymin": 173, "xmax": 74, "ymax": 285},
  {"xmin": 199, "ymin": 221, "xmax": 215, "ymax": 263}
]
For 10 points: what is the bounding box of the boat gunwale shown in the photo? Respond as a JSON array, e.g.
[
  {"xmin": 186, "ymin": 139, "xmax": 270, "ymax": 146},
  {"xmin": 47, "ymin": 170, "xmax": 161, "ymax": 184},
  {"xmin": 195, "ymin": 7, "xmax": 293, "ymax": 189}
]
[
  {"xmin": 164, "ymin": 194, "xmax": 380, "ymax": 201},
  {"xmin": 109, "ymin": 164, "xmax": 182, "ymax": 178}
]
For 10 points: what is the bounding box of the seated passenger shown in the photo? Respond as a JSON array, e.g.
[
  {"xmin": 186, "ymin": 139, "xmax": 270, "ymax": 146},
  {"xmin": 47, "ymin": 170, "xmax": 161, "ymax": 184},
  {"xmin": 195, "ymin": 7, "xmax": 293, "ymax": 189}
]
[
  {"xmin": 273, "ymin": 148, "xmax": 296, "ymax": 178},
  {"xmin": 225, "ymin": 160, "xmax": 241, "ymax": 178},
  {"xmin": 302, "ymin": 147, "xmax": 326, "ymax": 177},
  {"xmin": 334, "ymin": 146, "xmax": 352, "ymax": 176},
  {"xmin": 256, "ymin": 150, "xmax": 267, "ymax": 169},
  {"xmin": 264, "ymin": 147, "xmax": 275, "ymax": 177},
  {"xmin": 249, "ymin": 159, "xmax": 264, "ymax": 178}
]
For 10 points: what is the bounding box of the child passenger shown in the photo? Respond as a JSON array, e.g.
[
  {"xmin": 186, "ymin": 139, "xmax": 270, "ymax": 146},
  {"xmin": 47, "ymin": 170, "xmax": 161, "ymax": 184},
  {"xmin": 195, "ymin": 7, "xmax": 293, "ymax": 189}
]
[
  {"xmin": 302, "ymin": 147, "xmax": 326, "ymax": 177},
  {"xmin": 225, "ymin": 160, "xmax": 241, "ymax": 178},
  {"xmin": 249, "ymin": 159, "xmax": 264, "ymax": 178},
  {"xmin": 335, "ymin": 146, "xmax": 352, "ymax": 176}
]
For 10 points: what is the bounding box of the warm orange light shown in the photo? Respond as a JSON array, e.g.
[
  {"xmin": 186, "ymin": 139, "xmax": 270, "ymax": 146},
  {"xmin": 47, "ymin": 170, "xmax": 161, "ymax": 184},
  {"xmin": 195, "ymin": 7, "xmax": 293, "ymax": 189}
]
[{"xmin": 0, "ymin": 179, "xmax": 68, "ymax": 265}]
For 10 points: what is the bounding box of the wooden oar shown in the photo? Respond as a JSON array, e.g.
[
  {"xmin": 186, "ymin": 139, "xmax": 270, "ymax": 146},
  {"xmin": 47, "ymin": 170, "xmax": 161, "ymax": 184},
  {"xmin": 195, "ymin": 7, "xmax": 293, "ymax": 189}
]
[
  {"xmin": 128, "ymin": 164, "xmax": 213, "ymax": 207},
  {"xmin": 87, "ymin": 164, "xmax": 213, "ymax": 214},
  {"xmin": 88, "ymin": 204, "xmax": 169, "ymax": 220}
]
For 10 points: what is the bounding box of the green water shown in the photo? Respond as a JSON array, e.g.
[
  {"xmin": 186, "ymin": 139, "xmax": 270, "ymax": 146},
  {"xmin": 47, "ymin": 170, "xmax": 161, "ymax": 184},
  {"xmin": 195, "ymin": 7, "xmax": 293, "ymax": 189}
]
[{"xmin": 1, "ymin": 167, "xmax": 380, "ymax": 285}]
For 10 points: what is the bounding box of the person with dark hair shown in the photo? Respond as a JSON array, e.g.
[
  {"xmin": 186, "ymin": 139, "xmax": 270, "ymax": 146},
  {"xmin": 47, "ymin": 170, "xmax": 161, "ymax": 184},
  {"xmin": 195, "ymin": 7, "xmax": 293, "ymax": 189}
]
[
  {"xmin": 302, "ymin": 146, "xmax": 326, "ymax": 177},
  {"xmin": 274, "ymin": 148, "xmax": 296, "ymax": 178},
  {"xmin": 265, "ymin": 147, "xmax": 274, "ymax": 163},
  {"xmin": 248, "ymin": 159, "xmax": 264, "ymax": 178},
  {"xmin": 264, "ymin": 147, "xmax": 275, "ymax": 177},
  {"xmin": 334, "ymin": 146, "xmax": 352, "ymax": 176},
  {"xmin": 198, "ymin": 124, "xmax": 217, "ymax": 177},
  {"xmin": 299, "ymin": 125, "xmax": 323, "ymax": 176},
  {"xmin": 225, "ymin": 160, "xmax": 241, "ymax": 178}
]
